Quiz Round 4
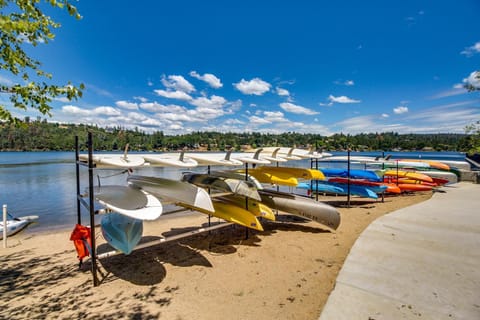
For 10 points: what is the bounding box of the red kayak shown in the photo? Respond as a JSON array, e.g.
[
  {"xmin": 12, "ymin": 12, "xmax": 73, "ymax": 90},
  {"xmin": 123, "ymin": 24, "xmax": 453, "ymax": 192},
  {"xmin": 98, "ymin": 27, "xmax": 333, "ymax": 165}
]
[{"xmin": 329, "ymin": 177, "xmax": 401, "ymax": 194}]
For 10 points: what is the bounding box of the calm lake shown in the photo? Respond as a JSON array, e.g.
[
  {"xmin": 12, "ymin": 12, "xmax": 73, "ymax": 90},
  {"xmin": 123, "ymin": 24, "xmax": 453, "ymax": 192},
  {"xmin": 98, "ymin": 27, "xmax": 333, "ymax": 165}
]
[{"xmin": 0, "ymin": 150, "xmax": 466, "ymax": 234}]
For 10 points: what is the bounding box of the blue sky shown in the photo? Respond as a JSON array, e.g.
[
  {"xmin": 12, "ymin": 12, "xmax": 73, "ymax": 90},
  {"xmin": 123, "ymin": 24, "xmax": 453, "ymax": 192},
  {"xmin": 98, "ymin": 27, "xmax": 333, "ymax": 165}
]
[{"xmin": 2, "ymin": 0, "xmax": 480, "ymax": 135}]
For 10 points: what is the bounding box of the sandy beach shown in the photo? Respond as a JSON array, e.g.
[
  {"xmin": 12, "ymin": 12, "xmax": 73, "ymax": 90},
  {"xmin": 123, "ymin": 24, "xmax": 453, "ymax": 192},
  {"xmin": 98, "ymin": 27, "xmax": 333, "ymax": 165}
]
[{"xmin": 1, "ymin": 192, "xmax": 432, "ymax": 320}]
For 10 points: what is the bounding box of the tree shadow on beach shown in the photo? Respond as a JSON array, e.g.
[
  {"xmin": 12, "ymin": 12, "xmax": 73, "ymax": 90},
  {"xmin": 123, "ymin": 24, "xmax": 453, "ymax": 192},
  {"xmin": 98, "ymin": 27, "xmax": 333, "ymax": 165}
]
[
  {"xmin": 1, "ymin": 248, "xmax": 167, "ymax": 320},
  {"xmin": 96, "ymin": 234, "xmax": 214, "ymax": 286},
  {"xmin": 0, "ymin": 249, "xmax": 79, "ymax": 301},
  {"xmin": 321, "ymin": 199, "xmax": 381, "ymax": 208},
  {"xmin": 261, "ymin": 214, "xmax": 333, "ymax": 235}
]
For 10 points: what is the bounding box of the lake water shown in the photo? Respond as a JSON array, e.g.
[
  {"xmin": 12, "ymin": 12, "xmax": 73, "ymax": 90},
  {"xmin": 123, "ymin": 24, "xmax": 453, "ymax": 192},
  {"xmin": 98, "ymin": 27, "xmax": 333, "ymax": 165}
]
[{"xmin": 0, "ymin": 150, "xmax": 466, "ymax": 234}]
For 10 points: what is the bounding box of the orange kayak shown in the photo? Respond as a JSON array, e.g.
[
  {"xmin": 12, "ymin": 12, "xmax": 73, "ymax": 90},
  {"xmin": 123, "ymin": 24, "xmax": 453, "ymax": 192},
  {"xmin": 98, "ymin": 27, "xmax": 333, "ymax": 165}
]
[
  {"xmin": 397, "ymin": 183, "xmax": 433, "ymax": 192},
  {"xmin": 382, "ymin": 170, "xmax": 433, "ymax": 183},
  {"xmin": 401, "ymin": 159, "xmax": 450, "ymax": 171}
]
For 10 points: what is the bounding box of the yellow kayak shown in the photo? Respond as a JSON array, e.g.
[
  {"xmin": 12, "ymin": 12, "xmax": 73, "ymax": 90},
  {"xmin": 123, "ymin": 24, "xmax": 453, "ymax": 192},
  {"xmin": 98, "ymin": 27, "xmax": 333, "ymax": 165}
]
[
  {"xmin": 255, "ymin": 166, "xmax": 325, "ymax": 180},
  {"xmin": 178, "ymin": 201, "xmax": 264, "ymax": 231},
  {"xmin": 240, "ymin": 169, "xmax": 298, "ymax": 186},
  {"xmin": 240, "ymin": 166, "xmax": 324, "ymax": 186},
  {"xmin": 216, "ymin": 195, "xmax": 275, "ymax": 221},
  {"xmin": 211, "ymin": 200, "xmax": 264, "ymax": 231}
]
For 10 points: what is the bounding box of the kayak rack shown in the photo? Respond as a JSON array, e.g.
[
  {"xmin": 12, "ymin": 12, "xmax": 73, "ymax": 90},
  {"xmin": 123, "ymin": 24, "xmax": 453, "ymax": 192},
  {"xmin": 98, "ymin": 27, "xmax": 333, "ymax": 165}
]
[
  {"xmin": 94, "ymin": 221, "xmax": 233, "ymax": 260},
  {"xmin": 75, "ymin": 133, "xmax": 100, "ymax": 286},
  {"xmin": 74, "ymin": 133, "xmax": 238, "ymax": 287}
]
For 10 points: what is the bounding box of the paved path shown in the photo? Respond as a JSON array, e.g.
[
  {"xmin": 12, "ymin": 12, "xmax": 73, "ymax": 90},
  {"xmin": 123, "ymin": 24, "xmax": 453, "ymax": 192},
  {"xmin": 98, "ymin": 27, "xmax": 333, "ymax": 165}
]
[{"xmin": 320, "ymin": 182, "xmax": 480, "ymax": 320}]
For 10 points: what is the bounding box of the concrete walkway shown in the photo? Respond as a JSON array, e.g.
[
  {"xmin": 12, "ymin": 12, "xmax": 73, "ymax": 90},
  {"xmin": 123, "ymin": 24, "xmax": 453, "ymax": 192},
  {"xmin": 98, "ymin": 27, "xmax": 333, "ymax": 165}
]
[{"xmin": 320, "ymin": 182, "xmax": 480, "ymax": 320}]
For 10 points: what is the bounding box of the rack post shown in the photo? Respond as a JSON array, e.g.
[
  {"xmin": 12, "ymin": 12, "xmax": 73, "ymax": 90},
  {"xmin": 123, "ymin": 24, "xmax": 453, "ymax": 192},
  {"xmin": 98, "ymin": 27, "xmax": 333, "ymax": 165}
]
[
  {"xmin": 87, "ymin": 132, "xmax": 100, "ymax": 286},
  {"xmin": 75, "ymin": 133, "xmax": 99, "ymax": 286},
  {"xmin": 75, "ymin": 136, "xmax": 81, "ymax": 225}
]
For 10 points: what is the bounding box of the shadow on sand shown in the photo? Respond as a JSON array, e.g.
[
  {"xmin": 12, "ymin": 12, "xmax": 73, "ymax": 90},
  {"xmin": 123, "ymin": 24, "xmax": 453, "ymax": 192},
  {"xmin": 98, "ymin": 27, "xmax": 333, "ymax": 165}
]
[{"xmin": 0, "ymin": 248, "xmax": 167, "ymax": 319}]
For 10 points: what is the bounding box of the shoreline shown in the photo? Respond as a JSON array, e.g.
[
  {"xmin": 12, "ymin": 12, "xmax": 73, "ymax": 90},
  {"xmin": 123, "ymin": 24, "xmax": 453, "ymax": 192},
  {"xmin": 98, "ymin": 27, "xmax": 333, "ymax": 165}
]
[{"xmin": 1, "ymin": 192, "xmax": 432, "ymax": 319}]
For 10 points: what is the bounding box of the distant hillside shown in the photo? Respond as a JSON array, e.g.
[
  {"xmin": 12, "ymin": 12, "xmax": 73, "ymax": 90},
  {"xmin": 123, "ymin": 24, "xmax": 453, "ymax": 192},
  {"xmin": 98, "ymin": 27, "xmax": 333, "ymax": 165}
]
[{"xmin": 0, "ymin": 119, "xmax": 472, "ymax": 152}]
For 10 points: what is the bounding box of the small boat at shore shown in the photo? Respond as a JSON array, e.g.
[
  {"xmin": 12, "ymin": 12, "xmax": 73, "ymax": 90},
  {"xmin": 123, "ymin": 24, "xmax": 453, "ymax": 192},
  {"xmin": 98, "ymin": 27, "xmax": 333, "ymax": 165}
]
[{"xmin": 0, "ymin": 214, "xmax": 38, "ymax": 239}]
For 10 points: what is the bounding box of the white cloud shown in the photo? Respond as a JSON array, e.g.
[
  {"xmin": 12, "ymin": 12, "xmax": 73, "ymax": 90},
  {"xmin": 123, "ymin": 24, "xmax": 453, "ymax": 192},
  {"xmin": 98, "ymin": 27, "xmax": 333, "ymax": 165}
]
[
  {"xmin": 189, "ymin": 71, "xmax": 223, "ymax": 88},
  {"xmin": 127, "ymin": 112, "xmax": 148, "ymax": 122},
  {"xmin": 402, "ymin": 102, "xmax": 480, "ymax": 132},
  {"xmin": 264, "ymin": 111, "xmax": 288, "ymax": 122},
  {"xmin": 93, "ymin": 106, "xmax": 122, "ymax": 116},
  {"xmin": 168, "ymin": 123, "xmax": 184, "ymax": 130},
  {"xmin": 161, "ymin": 75, "xmax": 195, "ymax": 93},
  {"xmin": 134, "ymin": 96, "xmax": 148, "ymax": 103},
  {"xmin": 61, "ymin": 105, "xmax": 121, "ymax": 117},
  {"xmin": 276, "ymin": 87, "xmax": 290, "ymax": 96},
  {"xmin": 234, "ymin": 78, "xmax": 271, "ymax": 95},
  {"xmin": 189, "ymin": 95, "xmax": 226, "ymax": 109},
  {"xmin": 328, "ymin": 95, "xmax": 361, "ymax": 103},
  {"xmin": 154, "ymin": 89, "xmax": 192, "ymax": 101},
  {"xmin": 393, "ymin": 106, "xmax": 409, "ymax": 114},
  {"xmin": 345, "ymin": 80, "xmax": 354, "ymax": 86},
  {"xmin": 461, "ymin": 41, "xmax": 480, "ymax": 57},
  {"xmin": 319, "ymin": 102, "xmax": 333, "ymax": 107},
  {"xmin": 141, "ymin": 118, "xmax": 162, "ymax": 127},
  {"xmin": 116, "ymin": 100, "xmax": 139, "ymax": 110},
  {"xmin": 225, "ymin": 118, "xmax": 244, "ymax": 125},
  {"xmin": 279, "ymin": 102, "xmax": 319, "ymax": 115},
  {"xmin": 249, "ymin": 115, "xmax": 271, "ymax": 124},
  {"xmin": 381, "ymin": 113, "xmax": 389, "ymax": 118},
  {"xmin": 61, "ymin": 105, "xmax": 91, "ymax": 116},
  {"xmin": 335, "ymin": 115, "xmax": 388, "ymax": 134},
  {"xmin": 140, "ymin": 102, "xmax": 186, "ymax": 113}
]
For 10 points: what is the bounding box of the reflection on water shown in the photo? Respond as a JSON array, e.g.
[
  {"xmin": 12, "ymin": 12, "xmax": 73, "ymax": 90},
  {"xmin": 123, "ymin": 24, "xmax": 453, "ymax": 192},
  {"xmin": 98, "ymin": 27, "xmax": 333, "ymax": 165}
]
[{"xmin": 0, "ymin": 151, "xmax": 466, "ymax": 233}]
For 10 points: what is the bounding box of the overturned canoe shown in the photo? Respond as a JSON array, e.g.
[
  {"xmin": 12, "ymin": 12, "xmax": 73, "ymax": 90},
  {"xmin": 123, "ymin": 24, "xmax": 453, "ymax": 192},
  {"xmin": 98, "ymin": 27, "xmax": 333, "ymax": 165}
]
[{"xmin": 258, "ymin": 189, "xmax": 340, "ymax": 230}]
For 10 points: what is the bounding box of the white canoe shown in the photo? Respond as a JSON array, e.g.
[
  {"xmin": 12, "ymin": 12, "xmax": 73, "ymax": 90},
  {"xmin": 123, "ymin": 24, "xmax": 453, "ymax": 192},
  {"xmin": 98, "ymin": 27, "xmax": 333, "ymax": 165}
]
[
  {"xmin": 230, "ymin": 148, "xmax": 272, "ymax": 165},
  {"xmin": 143, "ymin": 152, "xmax": 198, "ymax": 168},
  {"xmin": 185, "ymin": 151, "xmax": 244, "ymax": 166},
  {"xmin": 93, "ymin": 185, "xmax": 163, "ymax": 220},
  {"xmin": 127, "ymin": 175, "xmax": 215, "ymax": 213},
  {"xmin": 79, "ymin": 154, "xmax": 146, "ymax": 168}
]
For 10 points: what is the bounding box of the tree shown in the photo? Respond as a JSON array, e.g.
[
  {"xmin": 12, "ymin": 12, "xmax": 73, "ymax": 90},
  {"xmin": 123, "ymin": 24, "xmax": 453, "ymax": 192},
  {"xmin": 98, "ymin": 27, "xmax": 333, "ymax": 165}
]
[
  {"xmin": 463, "ymin": 70, "xmax": 480, "ymax": 154},
  {"xmin": 0, "ymin": 0, "xmax": 84, "ymax": 123}
]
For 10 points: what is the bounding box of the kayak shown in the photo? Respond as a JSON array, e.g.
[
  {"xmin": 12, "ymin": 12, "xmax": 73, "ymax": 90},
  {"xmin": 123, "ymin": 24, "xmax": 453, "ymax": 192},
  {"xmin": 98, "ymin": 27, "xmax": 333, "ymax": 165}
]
[{"xmin": 0, "ymin": 214, "xmax": 38, "ymax": 240}]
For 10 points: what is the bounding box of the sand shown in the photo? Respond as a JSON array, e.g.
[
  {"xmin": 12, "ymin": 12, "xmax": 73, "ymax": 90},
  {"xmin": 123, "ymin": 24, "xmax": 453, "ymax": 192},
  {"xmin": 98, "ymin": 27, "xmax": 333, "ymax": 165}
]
[{"xmin": 0, "ymin": 192, "xmax": 432, "ymax": 320}]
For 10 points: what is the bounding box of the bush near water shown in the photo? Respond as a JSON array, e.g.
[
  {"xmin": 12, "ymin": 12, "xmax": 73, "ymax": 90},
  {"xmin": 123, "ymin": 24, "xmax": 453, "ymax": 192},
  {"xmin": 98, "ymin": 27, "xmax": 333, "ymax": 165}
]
[{"xmin": 0, "ymin": 118, "xmax": 477, "ymax": 153}]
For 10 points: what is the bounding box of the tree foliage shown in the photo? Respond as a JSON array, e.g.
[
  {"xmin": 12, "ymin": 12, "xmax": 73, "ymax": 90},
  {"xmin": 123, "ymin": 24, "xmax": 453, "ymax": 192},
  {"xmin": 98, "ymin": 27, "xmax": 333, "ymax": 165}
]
[
  {"xmin": 0, "ymin": 119, "xmax": 473, "ymax": 152},
  {"xmin": 463, "ymin": 70, "xmax": 480, "ymax": 154},
  {"xmin": 0, "ymin": 0, "xmax": 84, "ymax": 123}
]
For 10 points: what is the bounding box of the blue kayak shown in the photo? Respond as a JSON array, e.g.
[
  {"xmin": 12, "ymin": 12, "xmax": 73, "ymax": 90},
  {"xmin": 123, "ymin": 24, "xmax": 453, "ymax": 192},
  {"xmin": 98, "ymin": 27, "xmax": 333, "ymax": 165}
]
[
  {"xmin": 101, "ymin": 213, "xmax": 143, "ymax": 255},
  {"xmin": 317, "ymin": 168, "xmax": 381, "ymax": 182},
  {"xmin": 298, "ymin": 181, "xmax": 378, "ymax": 199},
  {"xmin": 297, "ymin": 182, "xmax": 344, "ymax": 194}
]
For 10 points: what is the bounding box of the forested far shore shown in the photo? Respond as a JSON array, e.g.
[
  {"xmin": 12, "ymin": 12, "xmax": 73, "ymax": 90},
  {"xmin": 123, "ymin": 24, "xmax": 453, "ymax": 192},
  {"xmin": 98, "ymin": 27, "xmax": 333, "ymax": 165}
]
[{"xmin": 0, "ymin": 120, "xmax": 476, "ymax": 153}]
